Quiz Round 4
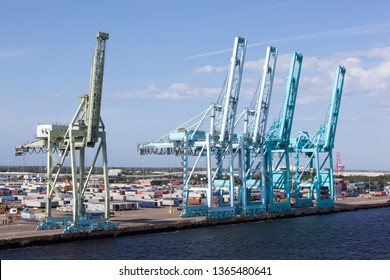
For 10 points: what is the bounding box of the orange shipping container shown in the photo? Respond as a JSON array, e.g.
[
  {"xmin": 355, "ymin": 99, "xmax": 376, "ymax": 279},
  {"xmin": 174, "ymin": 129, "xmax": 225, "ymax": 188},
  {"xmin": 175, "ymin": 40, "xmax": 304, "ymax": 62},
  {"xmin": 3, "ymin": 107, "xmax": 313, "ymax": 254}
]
[{"xmin": 188, "ymin": 198, "xmax": 201, "ymax": 205}]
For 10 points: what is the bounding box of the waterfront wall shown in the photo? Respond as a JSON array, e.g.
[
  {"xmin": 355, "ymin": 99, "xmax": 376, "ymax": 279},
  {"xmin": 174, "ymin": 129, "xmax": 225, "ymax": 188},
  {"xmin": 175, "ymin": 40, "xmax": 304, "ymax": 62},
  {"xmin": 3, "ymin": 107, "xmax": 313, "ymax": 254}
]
[{"xmin": 1, "ymin": 201, "xmax": 389, "ymax": 250}]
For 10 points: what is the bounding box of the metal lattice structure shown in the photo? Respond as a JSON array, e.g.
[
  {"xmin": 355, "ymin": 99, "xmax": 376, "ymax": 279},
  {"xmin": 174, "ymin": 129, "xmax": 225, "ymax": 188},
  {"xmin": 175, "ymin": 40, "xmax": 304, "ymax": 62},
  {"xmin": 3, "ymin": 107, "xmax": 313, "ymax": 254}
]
[
  {"xmin": 291, "ymin": 65, "xmax": 346, "ymax": 208},
  {"xmin": 237, "ymin": 46, "xmax": 278, "ymax": 215},
  {"xmin": 137, "ymin": 37, "xmax": 345, "ymax": 218},
  {"xmin": 263, "ymin": 52, "xmax": 303, "ymax": 213},
  {"xmin": 335, "ymin": 152, "xmax": 345, "ymax": 176},
  {"xmin": 138, "ymin": 37, "xmax": 247, "ymax": 218},
  {"xmin": 15, "ymin": 32, "xmax": 117, "ymax": 232}
]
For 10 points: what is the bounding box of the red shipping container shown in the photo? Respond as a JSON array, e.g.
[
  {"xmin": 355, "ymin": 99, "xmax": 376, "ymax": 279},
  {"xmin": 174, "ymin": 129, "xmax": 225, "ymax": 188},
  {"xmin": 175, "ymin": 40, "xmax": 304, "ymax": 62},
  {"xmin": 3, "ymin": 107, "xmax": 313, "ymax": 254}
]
[{"xmin": 188, "ymin": 198, "xmax": 201, "ymax": 205}]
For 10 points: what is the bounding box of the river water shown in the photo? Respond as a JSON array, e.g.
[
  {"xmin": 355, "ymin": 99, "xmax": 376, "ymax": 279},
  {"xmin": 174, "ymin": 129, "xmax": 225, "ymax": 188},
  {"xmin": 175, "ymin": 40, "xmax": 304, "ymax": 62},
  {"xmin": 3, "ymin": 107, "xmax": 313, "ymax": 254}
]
[{"xmin": 1, "ymin": 207, "xmax": 390, "ymax": 260}]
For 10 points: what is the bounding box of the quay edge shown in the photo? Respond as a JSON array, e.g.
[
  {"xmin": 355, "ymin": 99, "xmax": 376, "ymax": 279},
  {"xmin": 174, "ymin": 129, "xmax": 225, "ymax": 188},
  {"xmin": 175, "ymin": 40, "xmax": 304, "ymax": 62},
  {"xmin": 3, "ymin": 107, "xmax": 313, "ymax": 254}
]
[{"xmin": 1, "ymin": 200, "xmax": 390, "ymax": 251}]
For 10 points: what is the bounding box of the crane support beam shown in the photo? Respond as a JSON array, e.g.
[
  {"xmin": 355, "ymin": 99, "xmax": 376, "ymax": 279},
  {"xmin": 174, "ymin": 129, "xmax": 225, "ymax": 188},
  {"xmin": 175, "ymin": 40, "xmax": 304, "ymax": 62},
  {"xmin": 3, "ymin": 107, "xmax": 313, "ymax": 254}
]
[
  {"xmin": 219, "ymin": 37, "xmax": 247, "ymax": 142},
  {"xmin": 236, "ymin": 46, "xmax": 278, "ymax": 216},
  {"xmin": 291, "ymin": 65, "xmax": 346, "ymax": 209},
  {"xmin": 277, "ymin": 52, "xmax": 303, "ymax": 148},
  {"xmin": 252, "ymin": 46, "xmax": 278, "ymax": 144},
  {"xmin": 86, "ymin": 32, "xmax": 109, "ymax": 147},
  {"xmin": 264, "ymin": 52, "xmax": 303, "ymax": 214},
  {"xmin": 323, "ymin": 66, "xmax": 346, "ymax": 151}
]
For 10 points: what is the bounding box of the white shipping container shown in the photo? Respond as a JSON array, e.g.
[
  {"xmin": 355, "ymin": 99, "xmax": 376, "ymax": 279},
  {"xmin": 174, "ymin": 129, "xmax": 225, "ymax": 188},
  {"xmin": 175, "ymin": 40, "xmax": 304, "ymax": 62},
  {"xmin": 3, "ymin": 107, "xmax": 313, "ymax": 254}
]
[
  {"xmin": 162, "ymin": 200, "xmax": 175, "ymax": 206},
  {"xmin": 24, "ymin": 200, "xmax": 59, "ymax": 208},
  {"xmin": 162, "ymin": 193, "xmax": 182, "ymax": 199},
  {"xmin": 56, "ymin": 200, "xmax": 67, "ymax": 206},
  {"xmin": 188, "ymin": 193, "xmax": 202, "ymax": 198},
  {"xmin": 124, "ymin": 191, "xmax": 137, "ymax": 196},
  {"xmin": 26, "ymin": 193, "xmax": 45, "ymax": 199},
  {"xmin": 141, "ymin": 191, "xmax": 156, "ymax": 196},
  {"xmin": 89, "ymin": 198, "xmax": 105, "ymax": 203},
  {"xmin": 132, "ymin": 195, "xmax": 147, "ymax": 200},
  {"xmin": 85, "ymin": 203, "xmax": 105, "ymax": 211},
  {"xmin": 110, "ymin": 195, "xmax": 126, "ymax": 201},
  {"xmin": 25, "ymin": 200, "xmax": 45, "ymax": 208},
  {"xmin": 92, "ymin": 192, "xmax": 105, "ymax": 198}
]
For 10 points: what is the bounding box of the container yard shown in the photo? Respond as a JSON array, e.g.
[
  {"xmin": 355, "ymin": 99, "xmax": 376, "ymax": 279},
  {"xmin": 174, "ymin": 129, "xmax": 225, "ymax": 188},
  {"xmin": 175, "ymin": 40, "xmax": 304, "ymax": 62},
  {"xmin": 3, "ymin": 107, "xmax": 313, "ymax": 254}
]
[
  {"xmin": 1, "ymin": 169, "xmax": 390, "ymax": 250},
  {"xmin": 2, "ymin": 30, "xmax": 390, "ymax": 249}
]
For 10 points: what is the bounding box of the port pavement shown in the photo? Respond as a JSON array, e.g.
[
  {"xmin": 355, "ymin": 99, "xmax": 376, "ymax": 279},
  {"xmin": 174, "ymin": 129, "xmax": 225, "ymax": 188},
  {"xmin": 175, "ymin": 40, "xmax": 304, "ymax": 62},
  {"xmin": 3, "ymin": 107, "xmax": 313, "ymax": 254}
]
[{"xmin": 0, "ymin": 196, "xmax": 389, "ymax": 250}]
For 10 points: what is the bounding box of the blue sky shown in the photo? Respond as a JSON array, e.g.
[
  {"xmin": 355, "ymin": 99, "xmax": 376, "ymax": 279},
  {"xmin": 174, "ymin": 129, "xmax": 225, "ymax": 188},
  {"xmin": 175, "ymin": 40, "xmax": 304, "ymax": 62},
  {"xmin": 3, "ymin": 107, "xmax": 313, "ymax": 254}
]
[{"xmin": 2, "ymin": 0, "xmax": 390, "ymax": 171}]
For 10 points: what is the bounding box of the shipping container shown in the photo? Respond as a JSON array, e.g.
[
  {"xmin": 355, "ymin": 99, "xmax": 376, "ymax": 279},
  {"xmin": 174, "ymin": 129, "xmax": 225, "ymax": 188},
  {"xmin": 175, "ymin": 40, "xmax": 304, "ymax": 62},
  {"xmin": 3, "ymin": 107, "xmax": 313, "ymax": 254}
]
[
  {"xmin": 125, "ymin": 202, "xmax": 138, "ymax": 210},
  {"xmin": 24, "ymin": 199, "xmax": 59, "ymax": 208},
  {"xmin": 85, "ymin": 211, "xmax": 104, "ymax": 219},
  {"xmin": 162, "ymin": 193, "xmax": 182, "ymax": 199},
  {"xmin": 187, "ymin": 198, "xmax": 201, "ymax": 205},
  {"xmin": 162, "ymin": 199, "xmax": 179, "ymax": 206},
  {"xmin": 124, "ymin": 190, "xmax": 137, "ymax": 196},
  {"xmin": 126, "ymin": 200, "xmax": 160, "ymax": 208}
]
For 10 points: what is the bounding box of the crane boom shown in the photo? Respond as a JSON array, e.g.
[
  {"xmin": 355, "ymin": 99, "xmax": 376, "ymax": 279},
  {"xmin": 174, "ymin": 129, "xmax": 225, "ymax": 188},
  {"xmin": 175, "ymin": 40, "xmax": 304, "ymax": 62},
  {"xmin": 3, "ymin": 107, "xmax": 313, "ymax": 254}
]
[
  {"xmin": 252, "ymin": 46, "xmax": 278, "ymax": 144},
  {"xmin": 218, "ymin": 36, "xmax": 247, "ymax": 142},
  {"xmin": 323, "ymin": 65, "xmax": 346, "ymax": 150},
  {"xmin": 277, "ymin": 52, "xmax": 303, "ymax": 147},
  {"xmin": 86, "ymin": 31, "xmax": 109, "ymax": 147}
]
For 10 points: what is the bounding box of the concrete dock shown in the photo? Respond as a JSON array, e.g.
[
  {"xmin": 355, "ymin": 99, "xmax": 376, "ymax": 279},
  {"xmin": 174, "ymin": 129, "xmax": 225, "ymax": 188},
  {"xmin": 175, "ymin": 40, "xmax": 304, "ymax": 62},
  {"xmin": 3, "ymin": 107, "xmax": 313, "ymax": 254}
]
[{"xmin": 1, "ymin": 196, "xmax": 389, "ymax": 250}]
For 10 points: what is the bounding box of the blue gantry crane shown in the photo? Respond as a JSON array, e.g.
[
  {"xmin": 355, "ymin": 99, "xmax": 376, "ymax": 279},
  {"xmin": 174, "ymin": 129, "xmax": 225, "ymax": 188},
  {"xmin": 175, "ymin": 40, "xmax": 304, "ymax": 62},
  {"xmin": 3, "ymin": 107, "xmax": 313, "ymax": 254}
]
[
  {"xmin": 263, "ymin": 52, "xmax": 303, "ymax": 213},
  {"xmin": 203, "ymin": 36, "xmax": 246, "ymax": 219},
  {"xmin": 138, "ymin": 37, "xmax": 345, "ymax": 218},
  {"xmin": 236, "ymin": 46, "xmax": 278, "ymax": 215},
  {"xmin": 15, "ymin": 32, "xmax": 117, "ymax": 232},
  {"xmin": 291, "ymin": 65, "xmax": 346, "ymax": 208},
  {"xmin": 138, "ymin": 36, "xmax": 247, "ymax": 218}
]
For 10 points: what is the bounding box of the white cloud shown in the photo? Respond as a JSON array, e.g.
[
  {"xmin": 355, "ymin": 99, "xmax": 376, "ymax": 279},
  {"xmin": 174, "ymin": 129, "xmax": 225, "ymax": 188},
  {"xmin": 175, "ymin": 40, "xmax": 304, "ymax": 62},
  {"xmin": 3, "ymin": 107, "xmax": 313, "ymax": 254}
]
[
  {"xmin": 242, "ymin": 78, "xmax": 258, "ymax": 84},
  {"xmin": 338, "ymin": 52, "xmax": 390, "ymax": 96},
  {"xmin": 110, "ymin": 46, "xmax": 390, "ymax": 107},
  {"xmin": 194, "ymin": 59, "xmax": 264, "ymax": 75},
  {"xmin": 194, "ymin": 65, "xmax": 213, "ymax": 73},
  {"xmin": 244, "ymin": 59, "xmax": 262, "ymax": 71},
  {"xmin": 194, "ymin": 65, "xmax": 228, "ymax": 74},
  {"xmin": 0, "ymin": 49, "xmax": 31, "ymax": 59},
  {"xmin": 108, "ymin": 83, "xmax": 221, "ymax": 100},
  {"xmin": 282, "ymin": 47, "xmax": 390, "ymax": 105}
]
